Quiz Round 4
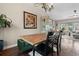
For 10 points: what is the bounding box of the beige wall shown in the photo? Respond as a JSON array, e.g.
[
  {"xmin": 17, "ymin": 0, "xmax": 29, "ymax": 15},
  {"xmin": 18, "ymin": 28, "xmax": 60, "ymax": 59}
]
[{"xmin": 0, "ymin": 3, "xmax": 45, "ymax": 49}]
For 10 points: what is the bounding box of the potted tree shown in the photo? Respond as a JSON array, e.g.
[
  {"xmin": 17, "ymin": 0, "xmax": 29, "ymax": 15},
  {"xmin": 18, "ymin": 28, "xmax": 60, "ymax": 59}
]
[{"xmin": 0, "ymin": 14, "xmax": 12, "ymax": 51}]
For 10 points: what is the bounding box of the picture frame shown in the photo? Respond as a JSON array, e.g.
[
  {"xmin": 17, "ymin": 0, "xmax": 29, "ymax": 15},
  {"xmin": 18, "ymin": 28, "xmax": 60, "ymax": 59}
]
[{"xmin": 23, "ymin": 11, "xmax": 37, "ymax": 29}]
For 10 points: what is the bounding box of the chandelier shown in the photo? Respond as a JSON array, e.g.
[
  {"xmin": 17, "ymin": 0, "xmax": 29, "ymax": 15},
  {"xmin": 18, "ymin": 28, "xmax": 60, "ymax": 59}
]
[{"xmin": 34, "ymin": 3, "xmax": 54, "ymax": 12}]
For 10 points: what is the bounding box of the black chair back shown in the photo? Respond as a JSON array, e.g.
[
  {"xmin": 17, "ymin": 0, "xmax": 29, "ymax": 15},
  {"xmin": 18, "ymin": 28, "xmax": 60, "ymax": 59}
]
[
  {"xmin": 50, "ymin": 31, "xmax": 62, "ymax": 55},
  {"xmin": 45, "ymin": 31, "xmax": 54, "ymax": 55},
  {"xmin": 51, "ymin": 32, "xmax": 61, "ymax": 45}
]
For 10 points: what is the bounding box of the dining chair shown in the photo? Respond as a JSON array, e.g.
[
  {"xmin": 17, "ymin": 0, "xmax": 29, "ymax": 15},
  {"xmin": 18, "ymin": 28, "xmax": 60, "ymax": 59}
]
[
  {"xmin": 51, "ymin": 31, "xmax": 62, "ymax": 56},
  {"xmin": 17, "ymin": 39, "xmax": 33, "ymax": 52},
  {"xmin": 32, "ymin": 31, "xmax": 54, "ymax": 56}
]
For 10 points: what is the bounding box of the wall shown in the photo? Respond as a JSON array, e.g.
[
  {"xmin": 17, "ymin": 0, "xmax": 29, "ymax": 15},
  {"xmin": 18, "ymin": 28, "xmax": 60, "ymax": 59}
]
[{"xmin": 0, "ymin": 3, "xmax": 45, "ymax": 49}]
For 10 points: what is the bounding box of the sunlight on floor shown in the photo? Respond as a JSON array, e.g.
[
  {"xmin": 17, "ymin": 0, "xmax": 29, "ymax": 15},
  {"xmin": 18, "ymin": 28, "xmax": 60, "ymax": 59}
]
[{"xmin": 61, "ymin": 35, "xmax": 79, "ymax": 56}]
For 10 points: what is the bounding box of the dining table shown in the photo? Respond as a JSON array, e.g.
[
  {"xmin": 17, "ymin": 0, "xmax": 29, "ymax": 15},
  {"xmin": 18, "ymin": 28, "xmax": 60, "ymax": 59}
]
[{"xmin": 20, "ymin": 33, "xmax": 47, "ymax": 56}]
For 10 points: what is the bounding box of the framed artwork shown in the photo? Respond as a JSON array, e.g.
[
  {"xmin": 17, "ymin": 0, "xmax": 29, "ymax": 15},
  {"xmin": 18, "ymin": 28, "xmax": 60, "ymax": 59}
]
[{"xmin": 23, "ymin": 11, "xmax": 37, "ymax": 29}]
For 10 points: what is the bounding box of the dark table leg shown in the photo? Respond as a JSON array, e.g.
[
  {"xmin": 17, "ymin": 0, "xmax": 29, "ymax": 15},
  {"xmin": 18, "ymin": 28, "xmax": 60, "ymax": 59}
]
[{"xmin": 33, "ymin": 45, "xmax": 35, "ymax": 56}]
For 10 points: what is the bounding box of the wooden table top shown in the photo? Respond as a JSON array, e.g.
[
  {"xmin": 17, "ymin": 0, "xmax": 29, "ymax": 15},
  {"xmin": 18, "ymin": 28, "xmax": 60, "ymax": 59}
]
[{"xmin": 20, "ymin": 33, "xmax": 47, "ymax": 45}]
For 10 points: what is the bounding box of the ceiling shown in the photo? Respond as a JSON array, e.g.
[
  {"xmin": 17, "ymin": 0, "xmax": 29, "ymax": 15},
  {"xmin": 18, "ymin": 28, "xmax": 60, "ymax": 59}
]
[
  {"xmin": 47, "ymin": 3, "xmax": 79, "ymax": 20},
  {"xmin": 1, "ymin": 3, "xmax": 79, "ymax": 20},
  {"xmin": 34, "ymin": 3, "xmax": 79, "ymax": 20}
]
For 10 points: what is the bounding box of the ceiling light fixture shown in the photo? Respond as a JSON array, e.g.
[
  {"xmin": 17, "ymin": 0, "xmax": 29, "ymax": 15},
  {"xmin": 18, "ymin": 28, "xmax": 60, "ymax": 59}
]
[
  {"xmin": 69, "ymin": 10, "xmax": 79, "ymax": 18},
  {"xmin": 34, "ymin": 3, "xmax": 54, "ymax": 12},
  {"xmin": 73, "ymin": 10, "xmax": 78, "ymax": 16}
]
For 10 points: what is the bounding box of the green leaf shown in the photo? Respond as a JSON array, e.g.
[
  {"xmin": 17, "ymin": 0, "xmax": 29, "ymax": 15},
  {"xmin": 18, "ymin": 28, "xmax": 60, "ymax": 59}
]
[{"xmin": 0, "ymin": 14, "xmax": 11, "ymax": 28}]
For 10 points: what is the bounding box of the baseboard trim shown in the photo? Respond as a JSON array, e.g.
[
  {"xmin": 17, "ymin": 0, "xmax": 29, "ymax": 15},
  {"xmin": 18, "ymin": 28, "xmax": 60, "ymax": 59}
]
[{"xmin": 3, "ymin": 44, "xmax": 17, "ymax": 50}]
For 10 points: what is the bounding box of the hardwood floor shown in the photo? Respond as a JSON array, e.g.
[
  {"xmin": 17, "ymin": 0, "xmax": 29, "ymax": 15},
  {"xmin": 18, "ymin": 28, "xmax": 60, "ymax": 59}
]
[
  {"xmin": 0, "ymin": 47, "xmax": 30, "ymax": 56},
  {"xmin": 0, "ymin": 35, "xmax": 79, "ymax": 56}
]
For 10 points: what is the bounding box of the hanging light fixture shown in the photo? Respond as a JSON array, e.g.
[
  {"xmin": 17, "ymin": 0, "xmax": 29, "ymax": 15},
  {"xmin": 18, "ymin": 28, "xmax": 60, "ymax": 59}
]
[
  {"xmin": 71, "ymin": 10, "xmax": 79, "ymax": 17},
  {"xmin": 34, "ymin": 3, "xmax": 54, "ymax": 12},
  {"xmin": 73, "ymin": 10, "xmax": 78, "ymax": 16},
  {"xmin": 68, "ymin": 9, "xmax": 79, "ymax": 19}
]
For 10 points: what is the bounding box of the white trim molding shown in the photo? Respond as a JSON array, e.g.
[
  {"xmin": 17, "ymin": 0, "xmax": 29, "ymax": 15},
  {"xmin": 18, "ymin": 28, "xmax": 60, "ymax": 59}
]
[{"xmin": 3, "ymin": 44, "xmax": 17, "ymax": 50}]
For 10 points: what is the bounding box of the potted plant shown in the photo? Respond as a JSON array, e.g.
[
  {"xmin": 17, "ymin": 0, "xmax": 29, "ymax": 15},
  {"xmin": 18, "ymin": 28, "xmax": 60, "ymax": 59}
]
[
  {"xmin": 0, "ymin": 14, "xmax": 12, "ymax": 51},
  {"xmin": 0, "ymin": 14, "xmax": 12, "ymax": 28}
]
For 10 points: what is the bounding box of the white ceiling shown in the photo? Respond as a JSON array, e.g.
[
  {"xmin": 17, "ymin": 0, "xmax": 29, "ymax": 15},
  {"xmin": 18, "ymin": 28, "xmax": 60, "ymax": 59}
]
[
  {"xmin": 48, "ymin": 3, "xmax": 79, "ymax": 20},
  {"xmin": 0, "ymin": 3, "xmax": 79, "ymax": 20}
]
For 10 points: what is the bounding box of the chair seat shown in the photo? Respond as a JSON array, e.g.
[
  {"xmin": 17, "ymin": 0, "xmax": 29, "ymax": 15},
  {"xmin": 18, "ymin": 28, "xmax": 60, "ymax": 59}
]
[
  {"xmin": 35, "ymin": 43, "xmax": 57, "ymax": 55},
  {"xmin": 35, "ymin": 43, "xmax": 52, "ymax": 56}
]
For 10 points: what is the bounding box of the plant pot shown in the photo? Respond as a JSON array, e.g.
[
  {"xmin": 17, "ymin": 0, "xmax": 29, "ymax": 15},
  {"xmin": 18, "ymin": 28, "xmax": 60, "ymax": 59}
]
[{"xmin": 0, "ymin": 40, "xmax": 4, "ymax": 51}]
